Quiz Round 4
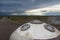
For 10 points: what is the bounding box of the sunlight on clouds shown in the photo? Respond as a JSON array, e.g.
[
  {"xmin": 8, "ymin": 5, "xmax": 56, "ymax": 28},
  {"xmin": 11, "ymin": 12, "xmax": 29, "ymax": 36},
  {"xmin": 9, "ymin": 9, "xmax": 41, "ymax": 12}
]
[
  {"xmin": 25, "ymin": 4, "xmax": 60, "ymax": 15},
  {"xmin": 11, "ymin": 13, "xmax": 19, "ymax": 15}
]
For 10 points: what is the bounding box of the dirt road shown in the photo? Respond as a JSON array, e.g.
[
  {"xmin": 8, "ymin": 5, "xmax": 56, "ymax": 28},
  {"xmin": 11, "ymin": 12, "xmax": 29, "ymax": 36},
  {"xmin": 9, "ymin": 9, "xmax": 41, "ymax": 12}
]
[{"xmin": 0, "ymin": 20, "xmax": 20, "ymax": 40}]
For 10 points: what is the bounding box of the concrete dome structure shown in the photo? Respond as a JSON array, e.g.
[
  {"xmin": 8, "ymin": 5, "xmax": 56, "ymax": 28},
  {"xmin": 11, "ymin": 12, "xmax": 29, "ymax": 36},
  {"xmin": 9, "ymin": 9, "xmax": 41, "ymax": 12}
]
[{"xmin": 10, "ymin": 20, "xmax": 60, "ymax": 40}]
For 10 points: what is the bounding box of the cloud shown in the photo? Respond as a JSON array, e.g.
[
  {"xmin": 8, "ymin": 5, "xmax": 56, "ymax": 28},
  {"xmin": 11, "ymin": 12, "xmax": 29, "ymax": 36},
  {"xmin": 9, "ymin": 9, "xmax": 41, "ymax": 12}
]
[
  {"xmin": 0, "ymin": 0, "xmax": 60, "ymax": 15},
  {"xmin": 25, "ymin": 4, "xmax": 60, "ymax": 15}
]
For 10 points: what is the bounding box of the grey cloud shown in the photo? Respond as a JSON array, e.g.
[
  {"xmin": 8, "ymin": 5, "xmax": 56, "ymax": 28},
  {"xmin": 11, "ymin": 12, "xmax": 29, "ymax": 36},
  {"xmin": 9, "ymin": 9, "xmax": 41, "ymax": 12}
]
[{"xmin": 0, "ymin": 0, "xmax": 60, "ymax": 15}]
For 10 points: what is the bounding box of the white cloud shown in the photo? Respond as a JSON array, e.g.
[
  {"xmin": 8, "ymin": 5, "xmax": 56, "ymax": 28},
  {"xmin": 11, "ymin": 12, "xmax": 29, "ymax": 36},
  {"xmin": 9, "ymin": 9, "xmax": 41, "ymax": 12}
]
[{"xmin": 25, "ymin": 4, "xmax": 60, "ymax": 15}]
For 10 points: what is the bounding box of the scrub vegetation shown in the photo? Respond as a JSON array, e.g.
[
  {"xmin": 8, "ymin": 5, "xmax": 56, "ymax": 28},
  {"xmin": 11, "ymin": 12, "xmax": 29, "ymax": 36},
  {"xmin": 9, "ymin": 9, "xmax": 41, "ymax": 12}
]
[{"xmin": 0, "ymin": 16, "xmax": 60, "ymax": 30}]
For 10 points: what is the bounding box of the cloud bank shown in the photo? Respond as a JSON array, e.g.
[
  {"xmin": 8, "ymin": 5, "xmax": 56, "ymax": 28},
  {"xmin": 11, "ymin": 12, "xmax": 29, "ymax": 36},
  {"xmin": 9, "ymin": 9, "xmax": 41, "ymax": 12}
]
[{"xmin": 0, "ymin": 0, "xmax": 60, "ymax": 15}]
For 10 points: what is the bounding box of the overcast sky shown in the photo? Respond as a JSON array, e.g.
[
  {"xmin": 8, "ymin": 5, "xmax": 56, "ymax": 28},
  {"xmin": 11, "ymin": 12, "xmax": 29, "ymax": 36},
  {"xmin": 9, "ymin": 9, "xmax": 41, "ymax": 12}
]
[{"xmin": 0, "ymin": 0, "xmax": 60, "ymax": 15}]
